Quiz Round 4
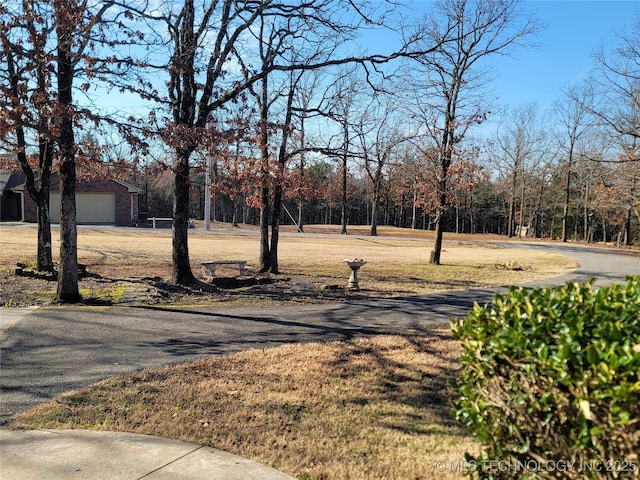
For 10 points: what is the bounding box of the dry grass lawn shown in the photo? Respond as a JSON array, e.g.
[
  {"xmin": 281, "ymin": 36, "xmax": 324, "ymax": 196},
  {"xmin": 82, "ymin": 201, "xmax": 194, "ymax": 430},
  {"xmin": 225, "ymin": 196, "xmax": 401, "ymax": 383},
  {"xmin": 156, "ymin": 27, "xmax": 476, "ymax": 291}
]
[
  {"xmin": 11, "ymin": 326, "xmax": 478, "ymax": 480},
  {"xmin": 2, "ymin": 224, "xmax": 582, "ymax": 479},
  {"xmin": 0, "ymin": 223, "xmax": 578, "ymax": 306}
]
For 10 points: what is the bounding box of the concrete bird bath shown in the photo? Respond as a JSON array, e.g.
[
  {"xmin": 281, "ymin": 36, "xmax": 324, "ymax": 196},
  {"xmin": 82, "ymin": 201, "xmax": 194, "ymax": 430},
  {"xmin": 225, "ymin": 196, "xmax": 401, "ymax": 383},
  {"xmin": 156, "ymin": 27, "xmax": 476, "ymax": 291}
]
[{"xmin": 343, "ymin": 258, "xmax": 367, "ymax": 290}]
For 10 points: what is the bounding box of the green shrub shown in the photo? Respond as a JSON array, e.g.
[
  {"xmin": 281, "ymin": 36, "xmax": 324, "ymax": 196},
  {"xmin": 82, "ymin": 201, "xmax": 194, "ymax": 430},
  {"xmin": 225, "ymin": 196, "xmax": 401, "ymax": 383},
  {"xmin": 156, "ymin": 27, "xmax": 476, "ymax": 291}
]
[{"xmin": 451, "ymin": 277, "xmax": 640, "ymax": 479}]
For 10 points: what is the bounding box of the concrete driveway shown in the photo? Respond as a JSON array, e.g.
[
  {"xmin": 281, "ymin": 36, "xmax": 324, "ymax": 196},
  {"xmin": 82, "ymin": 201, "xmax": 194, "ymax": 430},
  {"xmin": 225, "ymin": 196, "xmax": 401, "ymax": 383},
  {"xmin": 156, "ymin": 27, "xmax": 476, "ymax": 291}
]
[{"xmin": 1, "ymin": 241, "xmax": 638, "ymax": 424}]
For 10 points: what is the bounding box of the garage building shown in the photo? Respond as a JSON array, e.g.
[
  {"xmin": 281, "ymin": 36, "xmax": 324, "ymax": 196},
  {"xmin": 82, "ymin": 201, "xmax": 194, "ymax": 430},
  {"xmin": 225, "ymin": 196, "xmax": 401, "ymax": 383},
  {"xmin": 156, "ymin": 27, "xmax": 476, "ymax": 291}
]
[{"xmin": 17, "ymin": 173, "xmax": 143, "ymax": 226}]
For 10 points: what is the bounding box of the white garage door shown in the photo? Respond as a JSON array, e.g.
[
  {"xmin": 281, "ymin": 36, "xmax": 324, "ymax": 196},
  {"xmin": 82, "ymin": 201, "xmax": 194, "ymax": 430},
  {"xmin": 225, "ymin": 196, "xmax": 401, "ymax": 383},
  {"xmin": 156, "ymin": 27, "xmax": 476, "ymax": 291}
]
[{"xmin": 49, "ymin": 193, "xmax": 116, "ymax": 224}]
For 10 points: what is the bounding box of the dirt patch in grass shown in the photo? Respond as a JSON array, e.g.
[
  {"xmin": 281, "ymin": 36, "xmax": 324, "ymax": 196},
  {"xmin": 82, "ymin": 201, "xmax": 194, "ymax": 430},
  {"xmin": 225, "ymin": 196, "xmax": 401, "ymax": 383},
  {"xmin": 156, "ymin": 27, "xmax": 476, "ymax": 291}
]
[
  {"xmin": 10, "ymin": 325, "xmax": 478, "ymax": 480},
  {"xmin": 0, "ymin": 224, "xmax": 578, "ymax": 306}
]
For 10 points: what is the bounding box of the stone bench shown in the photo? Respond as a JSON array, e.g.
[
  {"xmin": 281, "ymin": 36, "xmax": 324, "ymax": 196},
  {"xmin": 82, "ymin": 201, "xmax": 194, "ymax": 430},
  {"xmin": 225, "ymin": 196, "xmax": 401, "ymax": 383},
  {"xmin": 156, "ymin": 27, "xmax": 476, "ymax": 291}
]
[{"xmin": 201, "ymin": 260, "xmax": 247, "ymax": 278}]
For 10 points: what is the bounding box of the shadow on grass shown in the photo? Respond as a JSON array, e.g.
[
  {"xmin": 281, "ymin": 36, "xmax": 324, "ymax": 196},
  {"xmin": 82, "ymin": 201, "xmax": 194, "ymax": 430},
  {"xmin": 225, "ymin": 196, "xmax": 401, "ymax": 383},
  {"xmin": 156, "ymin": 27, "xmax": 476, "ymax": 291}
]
[{"xmin": 324, "ymin": 326, "xmax": 463, "ymax": 434}]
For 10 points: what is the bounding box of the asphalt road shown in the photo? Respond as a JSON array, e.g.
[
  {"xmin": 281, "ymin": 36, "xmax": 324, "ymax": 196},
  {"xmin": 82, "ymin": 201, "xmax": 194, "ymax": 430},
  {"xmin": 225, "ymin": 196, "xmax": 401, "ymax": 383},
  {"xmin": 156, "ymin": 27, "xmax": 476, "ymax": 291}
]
[{"xmin": 1, "ymin": 241, "xmax": 638, "ymax": 425}]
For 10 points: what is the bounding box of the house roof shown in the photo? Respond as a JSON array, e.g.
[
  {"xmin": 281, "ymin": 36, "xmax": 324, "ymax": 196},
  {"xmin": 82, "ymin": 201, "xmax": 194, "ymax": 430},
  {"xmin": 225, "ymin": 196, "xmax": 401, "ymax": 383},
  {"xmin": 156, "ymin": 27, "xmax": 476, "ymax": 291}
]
[
  {"xmin": 112, "ymin": 179, "xmax": 144, "ymax": 194},
  {"xmin": 0, "ymin": 170, "xmax": 142, "ymax": 194},
  {"xmin": 0, "ymin": 172, "xmax": 26, "ymax": 195},
  {"xmin": 0, "ymin": 173, "xmax": 10, "ymax": 195}
]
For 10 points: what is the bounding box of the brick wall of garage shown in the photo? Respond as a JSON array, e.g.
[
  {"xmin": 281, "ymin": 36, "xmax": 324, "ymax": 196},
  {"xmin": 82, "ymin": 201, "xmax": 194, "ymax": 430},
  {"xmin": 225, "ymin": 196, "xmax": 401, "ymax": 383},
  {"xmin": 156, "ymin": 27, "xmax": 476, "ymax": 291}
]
[{"xmin": 22, "ymin": 174, "xmax": 137, "ymax": 225}]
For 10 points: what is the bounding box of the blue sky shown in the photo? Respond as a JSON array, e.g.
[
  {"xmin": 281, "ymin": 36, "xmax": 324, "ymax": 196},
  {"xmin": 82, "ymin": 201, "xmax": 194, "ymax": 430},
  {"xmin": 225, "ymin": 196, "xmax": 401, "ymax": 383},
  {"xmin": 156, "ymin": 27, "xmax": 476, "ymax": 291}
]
[
  {"xmin": 87, "ymin": 1, "xmax": 638, "ymax": 136},
  {"xmin": 487, "ymin": 0, "xmax": 638, "ymax": 112}
]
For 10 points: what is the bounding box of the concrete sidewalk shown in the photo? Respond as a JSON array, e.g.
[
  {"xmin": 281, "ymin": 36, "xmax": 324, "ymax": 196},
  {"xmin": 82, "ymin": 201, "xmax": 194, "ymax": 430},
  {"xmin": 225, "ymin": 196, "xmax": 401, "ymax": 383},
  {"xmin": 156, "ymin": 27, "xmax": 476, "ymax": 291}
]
[
  {"xmin": 0, "ymin": 429, "xmax": 296, "ymax": 479},
  {"xmin": 0, "ymin": 307, "xmax": 38, "ymax": 333}
]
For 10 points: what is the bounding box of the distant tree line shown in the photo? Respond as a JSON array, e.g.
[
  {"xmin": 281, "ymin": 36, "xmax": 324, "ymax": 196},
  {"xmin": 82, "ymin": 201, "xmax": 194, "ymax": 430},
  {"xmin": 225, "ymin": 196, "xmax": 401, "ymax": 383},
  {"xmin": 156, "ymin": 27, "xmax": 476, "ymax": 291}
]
[{"xmin": 140, "ymin": 132, "xmax": 638, "ymax": 245}]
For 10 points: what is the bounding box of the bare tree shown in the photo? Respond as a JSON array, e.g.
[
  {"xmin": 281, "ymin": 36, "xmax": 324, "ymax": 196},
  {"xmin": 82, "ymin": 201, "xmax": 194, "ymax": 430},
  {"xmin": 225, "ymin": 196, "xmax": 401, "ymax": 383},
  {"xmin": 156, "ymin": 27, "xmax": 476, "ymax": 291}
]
[
  {"xmin": 494, "ymin": 103, "xmax": 552, "ymax": 238},
  {"xmin": 356, "ymin": 99, "xmax": 410, "ymax": 236},
  {"xmin": 404, "ymin": 0, "xmax": 540, "ymax": 264},
  {"xmin": 1, "ymin": 0, "xmax": 133, "ymax": 301},
  {"xmin": 239, "ymin": 10, "xmax": 328, "ymax": 273},
  {"xmin": 1, "ymin": 1, "xmax": 56, "ymax": 272},
  {"xmin": 291, "ymin": 73, "xmax": 321, "ymax": 233},
  {"xmin": 554, "ymin": 82, "xmax": 596, "ymax": 242},
  {"xmin": 576, "ymin": 14, "xmax": 640, "ymax": 243},
  {"xmin": 55, "ymin": 0, "xmax": 142, "ymax": 301},
  {"xmin": 316, "ymin": 68, "xmax": 369, "ymax": 235},
  {"xmin": 590, "ymin": 13, "xmax": 640, "ymax": 161},
  {"xmin": 130, "ymin": 0, "xmax": 440, "ymax": 284}
]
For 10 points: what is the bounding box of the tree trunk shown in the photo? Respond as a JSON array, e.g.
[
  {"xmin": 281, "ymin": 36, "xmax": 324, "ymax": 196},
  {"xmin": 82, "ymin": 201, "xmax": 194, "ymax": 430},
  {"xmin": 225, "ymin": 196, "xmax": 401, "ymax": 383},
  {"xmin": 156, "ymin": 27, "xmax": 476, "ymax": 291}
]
[
  {"xmin": 266, "ymin": 71, "xmax": 296, "ymax": 273},
  {"xmin": 57, "ymin": 156, "xmax": 80, "ymax": 302},
  {"xmin": 297, "ymin": 113, "xmax": 306, "ymax": 233},
  {"xmin": 509, "ymin": 198, "xmax": 517, "ymax": 237},
  {"xmin": 430, "ymin": 211, "xmax": 444, "ymax": 265},
  {"xmin": 370, "ymin": 189, "xmax": 379, "ymax": 236},
  {"xmin": 172, "ymin": 150, "xmax": 196, "ymax": 284},
  {"xmin": 55, "ymin": 15, "xmax": 80, "ymax": 302},
  {"xmin": 508, "ymin": 170, "xmax": 517, "ymax": 238},
  {"xmin": 469, "ymin": 193, "xmax": 475, "ymax": 234},
  {"xmin": 561, "ymin": 160, "xmax": 572, "ymax": 242},
  {"xmin": 341, "ymin": 157, "xmax": 348, "ymax": 235},
  {"xmin": 533, "ymin": 180, "xmax": 544, "ymax": 238},
  {"xmin": 232, "ymin": 196, "xmax": 240, "ymax": 227},
  {"xmin": 257, "ymin": 62, "xmax": 272, "ymax": 272},
  {"xmin": 455, "ymin": 205, "xmax": 459, "ymax": 234},
  {"xmin": 430, "ymin": 108, "xmax": 453, "ymax": 265},
  {"xmin": 16, "ymin": 141, "xmax": 54, "ymax": 272},
  {"xmin": 10, "ymin": 49, "xmax": 55, "ymax": 272},
  {"xmin": 518, "ymin": 181, "xmax": 526, "ymax": 237},
  {"xmin": 35, "ymin": 140, "xmax": 54, "ymax": 271},
  {"xmin": 269, "ymin": 184, "xmax": 283, "ymax": 274},
  {"xmin": 583, "ymin": 181, "xmax": 590, "ymax": 242},
  {"xmin": 259, "ymin": 186, "xmax": 270, "ymax": 272},
  {"xmin": 36, "ymin": 197, "xmax": 53, "ymax": 271},
  {"xmin": 411, "ymin": 189, "xmax": 417, "ymax": 229},
  {"xmin": 430, "ymin": 180, "xmax": 447, "ymax": 265},
  {"xmin": 297, "ymin": 200, "xmax": 304, "ymax": 233}
]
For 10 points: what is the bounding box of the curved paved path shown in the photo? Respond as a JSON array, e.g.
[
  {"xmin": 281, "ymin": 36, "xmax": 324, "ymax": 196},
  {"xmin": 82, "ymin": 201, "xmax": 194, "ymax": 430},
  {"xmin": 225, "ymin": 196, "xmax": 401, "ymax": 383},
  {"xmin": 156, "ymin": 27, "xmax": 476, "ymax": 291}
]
[
  {"xmin": 0, "ymin": 429, "xmax": 296, "ymax": 480},
  {"xmin": 1, "ymin": 241, "xmax": 638, "ymax": 424}
]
